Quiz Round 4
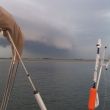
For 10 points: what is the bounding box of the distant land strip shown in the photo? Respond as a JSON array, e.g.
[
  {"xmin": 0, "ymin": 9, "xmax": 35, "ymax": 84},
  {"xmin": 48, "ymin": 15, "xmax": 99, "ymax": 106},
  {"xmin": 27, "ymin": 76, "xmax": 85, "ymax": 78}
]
[{"xmin": 0, "ymin": 58, "xmax": 109, "ymax": 62}]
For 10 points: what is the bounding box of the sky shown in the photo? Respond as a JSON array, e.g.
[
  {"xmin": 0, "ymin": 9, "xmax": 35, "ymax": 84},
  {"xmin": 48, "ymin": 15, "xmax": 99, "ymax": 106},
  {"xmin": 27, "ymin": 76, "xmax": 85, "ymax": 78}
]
[{"xmin": 0, "ymin": 0, "xmax": 110, "ymax": 59}]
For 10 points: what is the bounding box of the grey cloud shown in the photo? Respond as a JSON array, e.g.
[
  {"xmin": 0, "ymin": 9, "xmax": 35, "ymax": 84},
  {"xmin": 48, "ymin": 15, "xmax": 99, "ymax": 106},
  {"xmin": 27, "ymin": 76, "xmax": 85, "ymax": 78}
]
[
  {"xmin": 0, "ymin": 0, "xmax": 110, "ymax": 58},
  {"xmin": 24, "ymin": 40, "xmax": 75, "ymax": 58},
  {"xmin": 16, "ymin": 17, "xmax": 73, "ymax": 50},
  {"xmin": 0, "ymin": 38, "xmax": 9, "ymax": 47}
]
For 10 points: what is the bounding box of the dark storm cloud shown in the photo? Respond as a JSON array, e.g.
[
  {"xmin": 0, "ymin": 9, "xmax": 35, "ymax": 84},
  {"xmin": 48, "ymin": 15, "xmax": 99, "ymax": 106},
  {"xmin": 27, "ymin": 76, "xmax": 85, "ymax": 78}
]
[
  {"xmin": 24, "ymin": 40, "xmax": 73, "ymax": 58},
  {"xmin": 0, "ymin": 0, "xmax": 110, "ymax": 58},
  {"xmin": 16, "ymin": 17, "xmax": 73, "ymax": 50}
]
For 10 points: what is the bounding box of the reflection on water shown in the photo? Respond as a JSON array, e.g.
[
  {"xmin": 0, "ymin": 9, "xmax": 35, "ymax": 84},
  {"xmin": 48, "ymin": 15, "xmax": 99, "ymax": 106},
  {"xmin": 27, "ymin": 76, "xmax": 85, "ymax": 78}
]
[{"xmin": 0, "ymin": 60, "xmax": 109, "ymax": 110}]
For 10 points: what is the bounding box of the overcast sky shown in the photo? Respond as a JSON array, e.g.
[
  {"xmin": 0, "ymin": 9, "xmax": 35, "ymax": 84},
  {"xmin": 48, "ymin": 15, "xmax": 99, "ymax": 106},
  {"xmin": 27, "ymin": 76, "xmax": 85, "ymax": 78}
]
[{"xmin": 0, "ymin": 0, "xmax": 110, "ymax": 59}]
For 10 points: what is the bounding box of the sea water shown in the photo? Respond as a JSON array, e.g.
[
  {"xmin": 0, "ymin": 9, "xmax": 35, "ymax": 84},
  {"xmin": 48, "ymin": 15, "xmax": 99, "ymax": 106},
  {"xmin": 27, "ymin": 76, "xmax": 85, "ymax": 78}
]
[{"xmin": 0, "ymin": 60, "xmax": 110, "ymax": 110}]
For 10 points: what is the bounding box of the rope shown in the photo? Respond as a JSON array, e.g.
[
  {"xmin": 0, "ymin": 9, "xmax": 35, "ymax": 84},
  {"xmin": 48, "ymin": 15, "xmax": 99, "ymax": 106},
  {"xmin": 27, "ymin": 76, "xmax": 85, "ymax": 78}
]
[
  {"xmin": 0, "ymin": 59, "xmax": 19, "ymax": 110},
  {"xmin": 4, "ymin": 63, "xmax": 19, "ymax": 110},
  {"xmin": 0, "ymin": 56, "xmax": 15, "ymax": 110}
]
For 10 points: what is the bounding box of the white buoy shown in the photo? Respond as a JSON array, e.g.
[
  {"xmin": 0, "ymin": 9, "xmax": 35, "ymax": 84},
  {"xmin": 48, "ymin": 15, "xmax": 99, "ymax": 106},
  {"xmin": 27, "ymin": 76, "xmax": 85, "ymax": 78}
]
[{"xmin": 35, "ymin": 93, "xmax": 47, "ymax": 110}]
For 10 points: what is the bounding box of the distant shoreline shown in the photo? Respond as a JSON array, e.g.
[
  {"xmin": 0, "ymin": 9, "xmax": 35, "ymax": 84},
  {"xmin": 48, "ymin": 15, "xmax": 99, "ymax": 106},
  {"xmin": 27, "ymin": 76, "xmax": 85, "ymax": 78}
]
[{"xmin": 0, "ymin": 58, "xmax": 108, "ymax": 62}]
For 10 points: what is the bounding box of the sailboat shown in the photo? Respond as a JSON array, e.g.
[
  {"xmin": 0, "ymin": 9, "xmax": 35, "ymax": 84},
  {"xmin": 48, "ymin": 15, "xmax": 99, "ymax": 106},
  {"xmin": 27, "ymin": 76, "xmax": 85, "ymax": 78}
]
[{"xmin": 0, "ymin": 6, "xmax": 47, "ymax": 110}]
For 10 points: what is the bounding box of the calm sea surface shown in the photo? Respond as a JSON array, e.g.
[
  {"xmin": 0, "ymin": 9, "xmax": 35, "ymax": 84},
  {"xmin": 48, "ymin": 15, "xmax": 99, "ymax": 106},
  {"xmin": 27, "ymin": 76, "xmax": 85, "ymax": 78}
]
[{"xmin": 0, "ymin": 60, "xmax": 110, "ymax": 110}]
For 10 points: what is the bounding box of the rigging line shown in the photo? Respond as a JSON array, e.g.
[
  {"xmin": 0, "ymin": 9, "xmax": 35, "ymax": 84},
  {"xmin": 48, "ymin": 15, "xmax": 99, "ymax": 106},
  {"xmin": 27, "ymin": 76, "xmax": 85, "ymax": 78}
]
[
  {"xmin": 3, "ymin": 63, "xmax": 19, "ymax": 110},
  {"xmin": 103, "ymin": 69, "xmax": 108, "ymax": 110},
  {"xmin": 0, "ymin": 38, "xmax": 17, "ymax": 110},
  {"xmin": 1, "ymin": 64, "xmax": 18, "ymax": 110},
  {"xmin": 1, "ymin": 63, "xmax": 19, "ymax": 110},
  {"xmin": 0, "ymin": 56, "xmax": 16, "ymax": 110},
  {"xmin": 0, "ymin": 51, "xmax": 17, "ymax": 110},
  {"xmin": 103, "ymin": 52, "xmax": 109, "ymax": 110},
  {"xmin": 103, "ymin": 47, "xmax": 108, "ymax": 110},
  {"xmin": 6, "ymin": 30, "xmax": 47, "ymax": 110}
]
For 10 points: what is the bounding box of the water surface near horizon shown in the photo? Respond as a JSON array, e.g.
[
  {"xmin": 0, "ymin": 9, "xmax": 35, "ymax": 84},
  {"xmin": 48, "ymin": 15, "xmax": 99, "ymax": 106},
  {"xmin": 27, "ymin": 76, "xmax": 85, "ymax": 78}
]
[{"xmin": 0, "ymin": 60, "xmax": 110, "ymax": 110}]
